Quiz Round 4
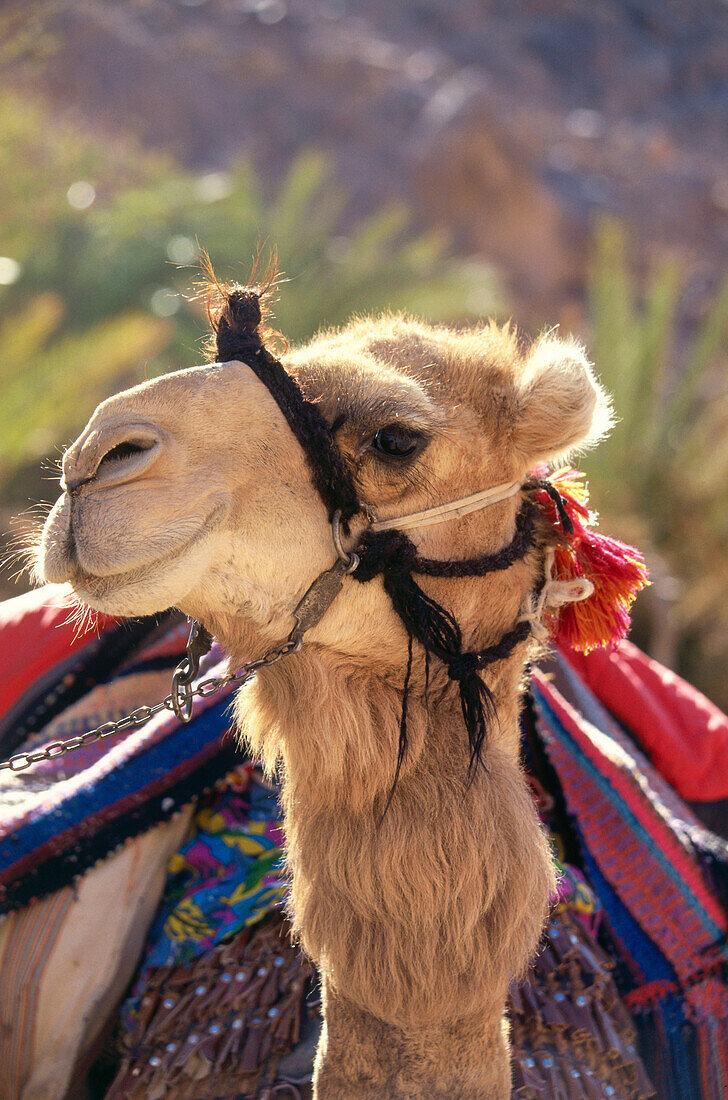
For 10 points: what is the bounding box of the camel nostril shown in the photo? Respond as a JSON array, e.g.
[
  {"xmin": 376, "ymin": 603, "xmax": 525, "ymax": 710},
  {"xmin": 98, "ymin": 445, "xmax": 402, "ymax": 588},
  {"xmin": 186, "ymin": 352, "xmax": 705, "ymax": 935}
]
[
  {"xmin": 62, "ymin": 424, "xmax": 164, "ymax": 493},
  {"xmin": 89, "ymin": 434, "xmax": 161, "ymax": 488},
  {"xmin": 64, "ymin": 434, "xmax": 160, "ymax": 493}
]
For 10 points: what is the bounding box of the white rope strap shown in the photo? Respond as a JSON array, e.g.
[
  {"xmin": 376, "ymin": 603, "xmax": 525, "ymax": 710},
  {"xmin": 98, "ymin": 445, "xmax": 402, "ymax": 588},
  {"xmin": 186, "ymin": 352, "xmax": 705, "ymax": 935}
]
[
  {"xmin": 370, "ymin": 479, "xmax": 522, "ymax": 533},
  {"xmin": 368, "ymin": 476, "xmax": 594, "ymax": 643}
]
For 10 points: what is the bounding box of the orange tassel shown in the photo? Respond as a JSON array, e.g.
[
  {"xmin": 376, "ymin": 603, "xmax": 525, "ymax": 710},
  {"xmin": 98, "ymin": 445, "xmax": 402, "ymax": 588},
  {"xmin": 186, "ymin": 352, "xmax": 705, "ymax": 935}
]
[{"xmin": 532, "ymin": 468, "xmax": 649, "ymax": 653}]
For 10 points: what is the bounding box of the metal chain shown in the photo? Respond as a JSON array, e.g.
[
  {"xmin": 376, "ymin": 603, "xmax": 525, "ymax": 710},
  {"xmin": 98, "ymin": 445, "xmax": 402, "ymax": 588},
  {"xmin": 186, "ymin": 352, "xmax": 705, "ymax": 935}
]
[{"xmin": 0, "ymin": 634, "xmax": 303, "ymax": 774}]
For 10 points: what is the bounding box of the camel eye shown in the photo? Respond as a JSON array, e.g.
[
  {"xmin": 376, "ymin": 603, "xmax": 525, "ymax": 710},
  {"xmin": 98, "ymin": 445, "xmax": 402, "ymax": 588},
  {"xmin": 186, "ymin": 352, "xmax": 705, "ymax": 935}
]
[{"xmin": 371, "ymin": 425, "xmax": 422, "ymax": 459}]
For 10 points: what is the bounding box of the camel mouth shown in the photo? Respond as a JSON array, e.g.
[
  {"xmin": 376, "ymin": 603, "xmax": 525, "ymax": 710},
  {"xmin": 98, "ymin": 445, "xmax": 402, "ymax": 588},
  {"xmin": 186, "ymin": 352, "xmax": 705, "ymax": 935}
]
[
  {"xmin": 81, "ymin": 499, "xmax": 227, "ymax": 584},
  {"xmin": 40, "ymin": 498, "xmax": 229, "ymax": 608}
]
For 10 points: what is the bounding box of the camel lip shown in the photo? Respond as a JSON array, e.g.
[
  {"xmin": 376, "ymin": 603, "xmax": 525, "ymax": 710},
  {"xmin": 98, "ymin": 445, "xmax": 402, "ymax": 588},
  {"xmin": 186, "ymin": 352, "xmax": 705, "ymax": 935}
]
[{"xmin": 66, "ymin": 499, "xmax": 229, "ymax": 596}]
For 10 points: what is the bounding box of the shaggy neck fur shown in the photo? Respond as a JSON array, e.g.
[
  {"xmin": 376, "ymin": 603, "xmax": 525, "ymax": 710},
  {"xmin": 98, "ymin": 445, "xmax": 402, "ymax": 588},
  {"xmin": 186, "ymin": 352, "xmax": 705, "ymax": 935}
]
[{"xmin": 237, "ymin": 592, "xmax": 555, "ymax": 1096}]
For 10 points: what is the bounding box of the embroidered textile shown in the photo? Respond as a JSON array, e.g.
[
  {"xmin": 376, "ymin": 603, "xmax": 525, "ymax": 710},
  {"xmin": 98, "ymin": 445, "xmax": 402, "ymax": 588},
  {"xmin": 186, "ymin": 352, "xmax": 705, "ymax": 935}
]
[
  {"xmin": 116, "ymin": 749, "xmax": 653, "ymax": 1099},
  {"xmin": 108, "ymin": 913, "xmax": 312, "ymax": 1100},
  {"xmin": 138, "ymin": 767, "xmax": 287, "ymax": 973},
  {"xmin": 2, "ymin": 589, "xmax": 728, "ymax": 1097},
  {"xmin": 0, "ymin": 626, "xmax": 242, "ymax": 915},
  {"xmin": 531, "ymin": 659, "xmax": 728, "ymax": 1100}
]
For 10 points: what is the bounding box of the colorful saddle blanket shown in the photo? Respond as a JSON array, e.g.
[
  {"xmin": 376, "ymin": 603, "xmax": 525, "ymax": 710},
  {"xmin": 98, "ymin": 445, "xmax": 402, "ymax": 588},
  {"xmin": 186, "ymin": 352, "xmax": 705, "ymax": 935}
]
[
  {"xmin": 2, "ymin": 586, "xmax": 728, "ymax": 1098},
  {"xmin": 0, "ymin": 588, "xmax": 242, "ymax": 914}
]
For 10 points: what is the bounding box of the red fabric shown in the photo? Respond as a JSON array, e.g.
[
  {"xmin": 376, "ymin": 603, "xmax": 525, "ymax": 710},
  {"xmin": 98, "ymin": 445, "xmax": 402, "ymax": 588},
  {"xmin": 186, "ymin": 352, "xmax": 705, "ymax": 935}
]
[
  {"xmin": 0, "ymin": 585, "xmax": 115, "ymax": 720},
  {"xmin": 564, "ymin": 640, "xmax": 728, "ymax": 802}
]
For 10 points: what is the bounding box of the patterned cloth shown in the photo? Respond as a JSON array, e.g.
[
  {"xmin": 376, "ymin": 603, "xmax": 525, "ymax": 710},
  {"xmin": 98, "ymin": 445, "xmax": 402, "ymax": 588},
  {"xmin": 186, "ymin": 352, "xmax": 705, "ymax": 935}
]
[
  {"xmin": 111, "ymin": 769, "xmax": 301, "ymax": 1100},
  {"xmin": 0, "ymin": 585, "xmax": 116, "ymax": 719},
  {"xmin": 118, "ymin": 722, "xmax": 654, "ymax": 1100},
  {"xmin": 2, "ymin": 591, "xmax": 728, "ymax": 1097},
  {"xmin": 551, "ymin": 858, "xmax": 601, "ymax": 938},
  {"xmin": 109, "ymin": 914, "xmax": 313, "ymax": 1100},
  {"xmin": 140, "ymin": 767, "xmax": 287, "ymax": 972},
  {"xmin": 0, "ymin": 623, "xmax": 242, "ymax": 915},
  {"xmin": 532, "ymin": 657, "xmax": 728, "ymax": 1100}
]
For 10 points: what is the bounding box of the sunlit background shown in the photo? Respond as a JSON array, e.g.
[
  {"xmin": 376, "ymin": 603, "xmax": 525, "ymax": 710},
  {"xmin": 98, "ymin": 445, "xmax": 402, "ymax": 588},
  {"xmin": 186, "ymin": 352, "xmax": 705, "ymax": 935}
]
[{"xmin": 1, "ymin": 1, "xmax": 727, "ymax": 708}]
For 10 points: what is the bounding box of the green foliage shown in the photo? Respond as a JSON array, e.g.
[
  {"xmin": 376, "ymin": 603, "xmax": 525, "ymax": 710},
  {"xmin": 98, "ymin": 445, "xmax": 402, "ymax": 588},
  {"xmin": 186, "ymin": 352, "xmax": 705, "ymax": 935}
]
[
  {"xmin": 584, "ymin": 218, "xmax": 728, "ymax": 705},
  {"xmin": 2, "ymin": 303, "xmax": 171, "ymax": 466},
  {"xmin": 0, "ymin": 93, "xmax": 499, "ymax": 485}
]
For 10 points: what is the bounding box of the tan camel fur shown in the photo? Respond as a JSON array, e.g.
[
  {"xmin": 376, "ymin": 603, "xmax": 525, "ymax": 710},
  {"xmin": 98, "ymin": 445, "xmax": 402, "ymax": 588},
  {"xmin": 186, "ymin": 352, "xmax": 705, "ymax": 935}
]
[{"xmin": 38, "ymin": 311, "xmax": 611, "ymax": 1098}]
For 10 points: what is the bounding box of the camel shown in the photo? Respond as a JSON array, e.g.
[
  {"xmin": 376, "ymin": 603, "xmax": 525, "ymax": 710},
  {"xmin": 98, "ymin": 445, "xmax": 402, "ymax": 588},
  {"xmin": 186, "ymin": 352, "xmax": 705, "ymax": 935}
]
[{"xmin": 35, "ymin": 282, "xmax": 613, "ymax": 1098}]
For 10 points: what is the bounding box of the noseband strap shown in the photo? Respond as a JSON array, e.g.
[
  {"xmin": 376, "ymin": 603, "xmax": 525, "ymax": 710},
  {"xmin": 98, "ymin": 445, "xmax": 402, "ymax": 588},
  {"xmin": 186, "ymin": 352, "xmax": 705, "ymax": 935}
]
[
  {"xmin": 356, "ymin": 499, "xmax": 537, "ymax": 580},
  {"xmin": 370, "ymin": 479, "xmax": 522, "ymax": 533}
]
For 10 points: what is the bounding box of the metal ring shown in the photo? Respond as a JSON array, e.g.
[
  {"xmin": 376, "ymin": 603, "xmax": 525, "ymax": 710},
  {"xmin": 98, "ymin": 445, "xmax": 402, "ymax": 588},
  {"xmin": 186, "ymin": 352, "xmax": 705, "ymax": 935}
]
[
  {"xmin": 170, "ymin": 667, "xmax": 194, "ymax": 723},
  {"xmin": 332, "ymin": 509, "xmax": 358, "ymax": 571}
]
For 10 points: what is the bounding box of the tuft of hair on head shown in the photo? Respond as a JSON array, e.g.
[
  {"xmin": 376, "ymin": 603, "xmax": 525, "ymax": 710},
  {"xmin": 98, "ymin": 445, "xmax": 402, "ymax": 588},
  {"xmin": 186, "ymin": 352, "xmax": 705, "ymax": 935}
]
[{"xmin": 197, "ymin": 247, "xmax": 288, "ymax": 363}]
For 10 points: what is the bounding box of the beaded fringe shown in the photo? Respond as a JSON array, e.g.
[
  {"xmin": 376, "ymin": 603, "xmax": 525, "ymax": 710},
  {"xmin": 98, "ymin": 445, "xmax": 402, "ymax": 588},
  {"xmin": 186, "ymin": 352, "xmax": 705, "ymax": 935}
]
[
  {"xmin": 108, "ymin": 907, "xmax": 654, "ymax": 1099},
  {"xmin": 510, "ymin": 911, "xmax": 655, "ymax": 1099},
  {"xmin": 107, "ymin": 914, "xmax": 312, "ymax": 1100}
]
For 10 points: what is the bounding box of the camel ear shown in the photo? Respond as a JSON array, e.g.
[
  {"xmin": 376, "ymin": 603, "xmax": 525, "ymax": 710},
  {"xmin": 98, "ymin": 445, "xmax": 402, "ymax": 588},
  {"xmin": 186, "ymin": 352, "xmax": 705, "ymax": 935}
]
[{"xmin": 512, "ymin": 336, "xmax": 613, "ymax": 466}]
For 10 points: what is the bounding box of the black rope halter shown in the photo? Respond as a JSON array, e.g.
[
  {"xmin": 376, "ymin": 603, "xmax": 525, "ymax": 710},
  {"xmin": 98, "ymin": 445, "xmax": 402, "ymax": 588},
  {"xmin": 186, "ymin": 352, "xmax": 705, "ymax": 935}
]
[
  {"xmin": 215, "ymin": 288, "xmax": 360, "ymax": 530},
  {"xmin": 209, "ymin": 286, "xmax": 558, "ymax": 789}
]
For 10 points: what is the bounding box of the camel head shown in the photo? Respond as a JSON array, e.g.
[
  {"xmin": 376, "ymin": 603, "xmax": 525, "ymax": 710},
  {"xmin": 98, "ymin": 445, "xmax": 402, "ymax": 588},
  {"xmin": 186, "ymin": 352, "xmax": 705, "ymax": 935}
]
[{"xmin": 37, "ymin": 287, "xmax": 611, "ymax": 681}]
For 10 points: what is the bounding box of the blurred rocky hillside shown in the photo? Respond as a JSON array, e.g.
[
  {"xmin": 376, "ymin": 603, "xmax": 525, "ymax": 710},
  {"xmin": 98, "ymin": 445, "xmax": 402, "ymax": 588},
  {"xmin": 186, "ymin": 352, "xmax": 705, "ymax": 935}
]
[{"xmin": 5, "ymin": 0, "xmax": 728, "ymax": 325}]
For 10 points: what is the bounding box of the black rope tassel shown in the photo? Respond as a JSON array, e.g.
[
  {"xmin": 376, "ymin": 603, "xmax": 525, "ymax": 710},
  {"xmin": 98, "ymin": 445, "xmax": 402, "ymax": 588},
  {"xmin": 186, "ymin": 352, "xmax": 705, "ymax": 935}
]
[
  {"xmin": 528, "ymin": 476, "xmax": 574, "ymax": 535},
  {"xmin": 379, "ymin": 634, "xmax": 415, "ymax": 825},
  {"xmin": 356, "ymin": 527, "xmax": 534, "ymax": 781},
  {"xmin": 448, "ymin": 620, "xmax": 531, "ymax": 772}
]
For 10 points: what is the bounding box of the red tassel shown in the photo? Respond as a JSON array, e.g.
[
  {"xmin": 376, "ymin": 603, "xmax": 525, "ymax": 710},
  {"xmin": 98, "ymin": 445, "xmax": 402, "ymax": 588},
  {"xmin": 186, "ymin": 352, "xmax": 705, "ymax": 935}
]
[{"xmin": 532, "ymin": 468, "xmax": 649, "ymax": 654}]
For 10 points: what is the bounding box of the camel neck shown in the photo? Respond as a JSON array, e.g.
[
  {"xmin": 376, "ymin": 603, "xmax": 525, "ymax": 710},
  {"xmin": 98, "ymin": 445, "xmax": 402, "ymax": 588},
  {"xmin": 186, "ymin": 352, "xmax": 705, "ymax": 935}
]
[
  {"xmin": 315, "ymin": 987, "xmax": 512, "ymax": 1099},
  {"xmin": 241, "ymin": 647, "xmax": 554, "ymax": 1032}
]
